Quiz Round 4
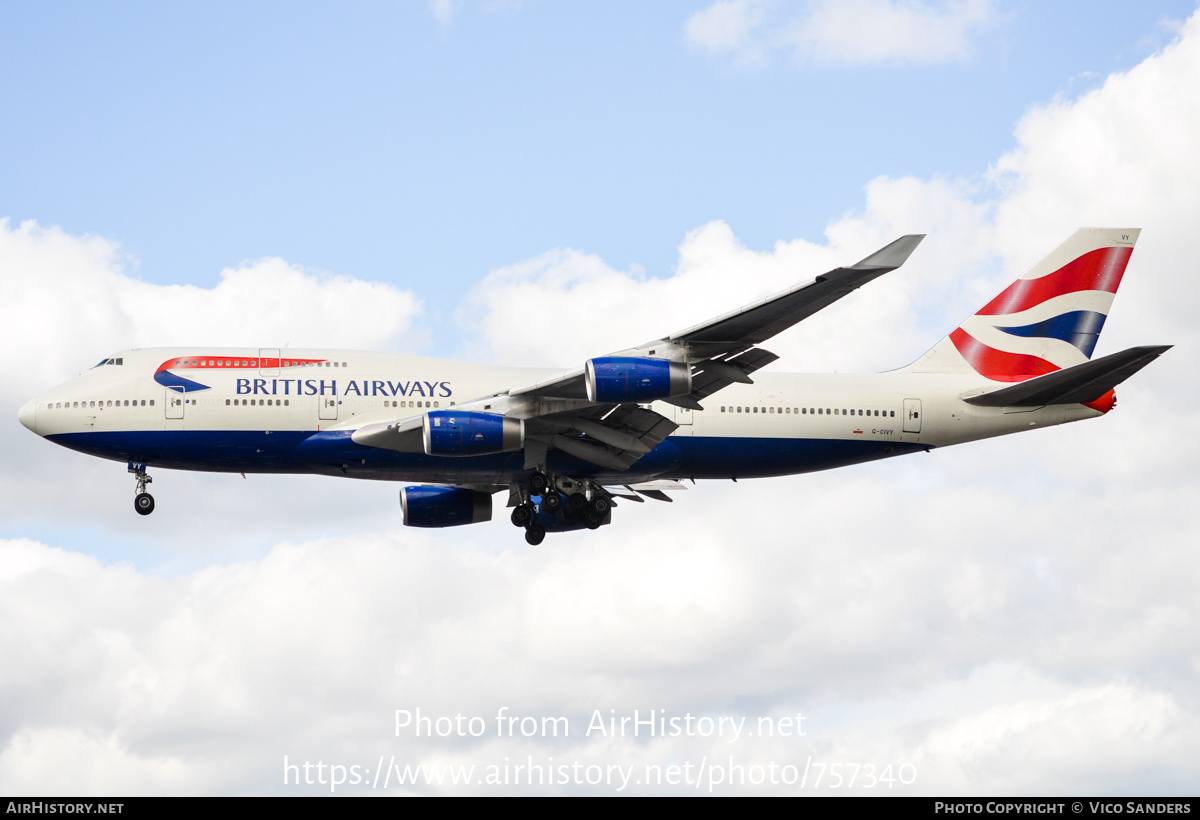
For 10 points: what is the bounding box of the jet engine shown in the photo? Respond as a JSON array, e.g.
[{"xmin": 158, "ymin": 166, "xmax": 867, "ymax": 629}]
[
  {"xmin": 584, "ymin": 357, "xmax": 691, "ymax": 403},
  {"xmin": 400, "ymin": 486, "xmax": 492, "ymax": 527},
  {"xmin": 422, "ymin": 411, "xmax": 523, "ymax": 456}
]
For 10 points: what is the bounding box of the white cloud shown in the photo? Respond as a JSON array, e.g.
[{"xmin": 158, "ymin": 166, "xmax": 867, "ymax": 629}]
[
  {"xmin": 0, "ymin": 220, "xmax": 423, "ymax": 552},
  {"xmin": 0, "ymin": 220, "xmax": 422, "ymax": 393},
  {"xmin": 429, "ymin": 0, "xmax": 461, "ymax": 27},
  {"xmin": 787, "ymin": 0, "xmax": 997, "ymax": 65},
  {"xmin": 684, "ymin": 0, "xmax": 771, "ymax": 67},
  {"xmin": 686, "ymin": 0, "xmax": 999, "ymax": 66}
]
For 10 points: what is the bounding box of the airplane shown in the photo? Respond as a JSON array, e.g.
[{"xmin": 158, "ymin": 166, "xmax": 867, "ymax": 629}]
[{"xmin": 18, "ymin": 228, "xmax": 1169, "ymax": 545}]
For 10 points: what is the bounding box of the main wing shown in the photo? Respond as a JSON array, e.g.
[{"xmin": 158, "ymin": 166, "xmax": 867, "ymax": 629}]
[
  {"xmin": 353, "ymin": 234, "xmax": 925, "ymax": 470},
  {"xmin": 506, "ymin": 234, "xmax": 924, "ymax": 405}
]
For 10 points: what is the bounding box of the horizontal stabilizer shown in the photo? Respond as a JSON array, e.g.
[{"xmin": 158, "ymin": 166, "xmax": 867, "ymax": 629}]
[{"xmin": 963, "ymin": 345, "xmax": 1171, "ymax": 407}]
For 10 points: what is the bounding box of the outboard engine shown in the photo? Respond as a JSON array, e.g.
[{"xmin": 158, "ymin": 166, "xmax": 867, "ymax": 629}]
[
  {"xmin": 585, "ymin": 357, "xmax": 691, "ymax": 403},
  {"xmin": 400, "ymin": 486, "xmax": 492, "ymax": 527}
]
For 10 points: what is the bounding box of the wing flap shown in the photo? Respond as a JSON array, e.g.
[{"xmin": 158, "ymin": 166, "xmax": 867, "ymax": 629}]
[
  {"xmin": 604, "ymin": 479, "xmax": 689, "ymax": 502},
  {"xmin": 688, "ymin": 348, "xmax": 781, "ymax": 400},
  {"xmin": 527, "ymin": 404, "xmax": 678, "ymax": 471}
]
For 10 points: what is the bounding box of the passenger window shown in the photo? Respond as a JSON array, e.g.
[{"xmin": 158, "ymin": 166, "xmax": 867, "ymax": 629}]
[
  {"xmin": 149, "ymin": 400, "xmax": 154, "ymax": 406},
  {"xmin": 284, "ymin": 400, "xmax": 289, "ymax": 406}
]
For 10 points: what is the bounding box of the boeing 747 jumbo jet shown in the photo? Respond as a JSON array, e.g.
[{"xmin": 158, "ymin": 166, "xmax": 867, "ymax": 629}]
[{"xmin": 19, "ymin": 228, "xmax": 1169, "ymax": 544}]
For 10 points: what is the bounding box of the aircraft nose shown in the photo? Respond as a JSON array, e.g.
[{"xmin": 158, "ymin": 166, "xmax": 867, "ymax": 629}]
[{"xmin": 18, "ymin": 398, "xmax": 37, "ymax": 433}]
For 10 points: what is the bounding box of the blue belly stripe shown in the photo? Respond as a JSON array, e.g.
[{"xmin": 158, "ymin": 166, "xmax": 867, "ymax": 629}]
[{"xmin": 47, "ymin": 430, "xmax": 929, "ymax": 482}]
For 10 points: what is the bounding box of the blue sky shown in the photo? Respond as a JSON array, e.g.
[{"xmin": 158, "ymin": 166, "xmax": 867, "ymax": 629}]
[
  {"xmin": 3, "ymin": 0, "xmax": 1200, "ymax": 796},
  {"xmin": 1, "ymin": 1, "xmax": 1190, "ymax": 314}
]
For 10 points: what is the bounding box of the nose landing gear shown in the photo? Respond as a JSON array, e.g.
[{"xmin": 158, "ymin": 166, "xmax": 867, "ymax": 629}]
[{"xmin": 129, "ymin": 461, "xmax": 154, "ymax": 516}]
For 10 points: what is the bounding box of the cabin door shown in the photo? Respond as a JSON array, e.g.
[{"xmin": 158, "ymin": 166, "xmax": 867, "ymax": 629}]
[
  {"xmin": 903, "ymin": 399, "xmax": 922, "ymax": 433},
  {"xmin": 673, "ymin": 405, "xmax": 693, "ymax": 436},
  {"xmin": 166, "ymin": 389, "xmax": 185, "ymax": 420}
]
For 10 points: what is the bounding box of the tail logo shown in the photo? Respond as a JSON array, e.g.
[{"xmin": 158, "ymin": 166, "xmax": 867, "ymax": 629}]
[{"xmin": 951, "ymin": 244, "xmax": 1132, "ymax": 381}]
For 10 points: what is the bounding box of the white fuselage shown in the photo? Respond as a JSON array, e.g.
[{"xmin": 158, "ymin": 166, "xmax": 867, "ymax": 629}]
[{"xmin": 19, "ymin": 347, "xmax": 1102, "ymax": 484}]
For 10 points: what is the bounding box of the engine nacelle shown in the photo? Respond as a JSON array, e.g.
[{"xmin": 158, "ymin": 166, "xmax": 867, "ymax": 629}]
[
  {"xmin": 423, "ymin": 411, "xmax": 523, "ymax": 457},
  {"xmin": 400, "ymin": 486, "xmax": 492, "ymax": 528},
  {"xmin": 585, "ymin": 357, "xmax": 691, "ymax": 404}
]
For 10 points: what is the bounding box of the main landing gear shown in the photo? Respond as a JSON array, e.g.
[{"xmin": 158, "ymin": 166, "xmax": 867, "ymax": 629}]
[
  {"xmin": 512, "ymin": 471, "xmax": 611, "ymax": 544},
  {"xmin": 129, "ymin": 463, "xmax": 154, "ymax": 516}
]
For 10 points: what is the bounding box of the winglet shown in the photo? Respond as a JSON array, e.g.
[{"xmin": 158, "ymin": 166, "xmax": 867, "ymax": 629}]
[{"xmin": 851, "ymin": 234, "xmax": 925, "ymax": 271}]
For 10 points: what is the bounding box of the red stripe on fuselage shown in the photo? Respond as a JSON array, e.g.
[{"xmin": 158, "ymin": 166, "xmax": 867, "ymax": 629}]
[
  {"xmin": 976, "ymin": 246, "xmax": 1132, "ymax": 316},
  {"xmin": 154, "ymin": 356, "xmax": 327, "ymax": 375}
]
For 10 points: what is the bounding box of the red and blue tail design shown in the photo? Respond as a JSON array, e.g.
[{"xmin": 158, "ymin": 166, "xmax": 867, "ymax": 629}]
[{"xmin": 911, "ymin": 229, "xmax": 1139, "ymax": 384}]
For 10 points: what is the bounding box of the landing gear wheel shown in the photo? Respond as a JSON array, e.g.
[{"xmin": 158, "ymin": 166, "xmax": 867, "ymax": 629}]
[
  {"xmin": 528, "ymin": 472, "xmax": 550, "ymax": 495},
  {"xmin": 510, "ymin": 505, "xmax": 533, "ymax": 528},
  {"xmin": 588, "ymin": 496, "xmax": 610, "ymax": 515},
  {"xmin": 525, "ymin": 525, "xmax": 546, "ymax": 546},
  {"xmin": 134, "ymin": 492, "xmax": 155, "ymax": 516},
  {"xmin": 566, "ymin": 492, "xmax": 588, "ymax": 514},
  {"xmin": 585, "ymin": 514, "xmax": 603, "ymax": 530},
  {"xmin": 541, "ymin": 491, "xmax": 563, "ymax": 514}
]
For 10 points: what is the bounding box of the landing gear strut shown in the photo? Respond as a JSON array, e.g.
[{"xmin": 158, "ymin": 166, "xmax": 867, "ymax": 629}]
[
  {"xmin": 129, "ymin": 463, "xmax": 154, "ymax": 516},
  {"xmin": 513, "ymin": 473, "xmax": 614, "ymax": 543}
]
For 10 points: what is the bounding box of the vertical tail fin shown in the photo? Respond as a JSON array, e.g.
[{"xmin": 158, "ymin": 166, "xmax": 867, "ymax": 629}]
[{"xmin": 910, "ymin": 228, "xmax": 1139, "ymax": 381}]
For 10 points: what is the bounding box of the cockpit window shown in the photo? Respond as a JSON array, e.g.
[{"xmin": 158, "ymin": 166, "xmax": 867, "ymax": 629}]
[{"xmin": 90, "ymin": 357, "xmax": 125, "ymax": 369}]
